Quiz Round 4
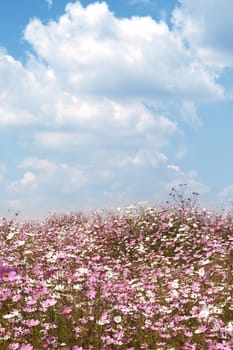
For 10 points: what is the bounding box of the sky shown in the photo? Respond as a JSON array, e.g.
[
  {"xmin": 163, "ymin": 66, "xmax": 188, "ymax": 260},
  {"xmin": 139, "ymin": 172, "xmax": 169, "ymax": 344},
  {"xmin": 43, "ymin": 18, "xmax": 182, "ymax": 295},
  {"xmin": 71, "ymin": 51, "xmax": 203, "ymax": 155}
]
[{"xmin": 0, "ymin": 0, "xmax": 233, "ymax": 218}]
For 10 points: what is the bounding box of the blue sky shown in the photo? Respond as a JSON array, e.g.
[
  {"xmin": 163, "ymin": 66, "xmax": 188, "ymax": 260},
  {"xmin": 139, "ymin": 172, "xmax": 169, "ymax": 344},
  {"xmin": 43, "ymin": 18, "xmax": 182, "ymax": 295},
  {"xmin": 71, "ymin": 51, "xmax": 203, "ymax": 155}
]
[{"xmin": 0, "ymin": 0, "xmax": 233, "ymax": 218}]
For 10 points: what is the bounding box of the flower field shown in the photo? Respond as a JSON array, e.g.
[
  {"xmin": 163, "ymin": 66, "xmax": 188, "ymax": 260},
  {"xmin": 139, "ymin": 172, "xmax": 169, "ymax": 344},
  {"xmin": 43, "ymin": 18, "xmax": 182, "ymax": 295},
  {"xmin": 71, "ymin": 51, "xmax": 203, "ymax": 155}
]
[{"xmin": 0, "ymin": 199, "xmax": 232, "ymax": 349}]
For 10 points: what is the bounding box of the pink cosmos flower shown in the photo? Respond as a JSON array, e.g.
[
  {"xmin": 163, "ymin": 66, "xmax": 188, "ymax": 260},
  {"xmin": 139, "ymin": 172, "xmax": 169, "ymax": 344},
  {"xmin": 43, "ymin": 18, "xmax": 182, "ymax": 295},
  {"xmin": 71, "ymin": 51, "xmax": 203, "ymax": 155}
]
[
  {"xmin": 12, "ymin": 294, "xmax": 21, "ymax": 302},
  {"xmin": 0, "ymin": 265, "xmax": 17, "ymax": 281},
  {"xmin": 19, "ymin": 344, "xmax": 33, "ymax": 350},
  {"xmin": 61, "ymin": 306, "xmax": 72, "ymax": 314},
  {"xmin": 184, "ymin": 331, "xmax": 193, "ymax": 337},
  {"xmin": 23, "ymin": 319, "xmax": 40, "ymax": 327},
  {"xmin": 8, "ymin": 343, "xmax": 19, "ymax": 350},
  {"xmin": 194, "ymin": 325, "xmax": 207, "ymax": 334},
  {"xmin": 85, "ymin": 290, "xmax": 96, "ymax": 299},
  {"xmin": 41, "ymin": 298, "xmax": 57, "ymax": 308}
]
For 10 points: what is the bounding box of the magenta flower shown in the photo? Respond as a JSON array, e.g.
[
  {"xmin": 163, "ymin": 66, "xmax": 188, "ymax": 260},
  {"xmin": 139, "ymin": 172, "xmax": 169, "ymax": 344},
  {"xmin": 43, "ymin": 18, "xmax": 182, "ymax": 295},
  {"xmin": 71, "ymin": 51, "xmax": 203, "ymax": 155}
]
[
  {"xmin": 40, "ymin": 298, "xmax": 57, "ymax": 308},
  {"xmin": 23, "ymin": 319, "xmax": 40, "ymax": 327},
  {"xmin": 61, "ymin": 306, "xmax": 72, "ymax": 314},
  {"xmin": 8, "ymin": 344, "xmax": 19, "ymax": 350},
  {"xmin": 0, "ymin": 265, "xmax": 17, "ymax": 281},
  {"xmin": 85, "ymin": 289, "xmax": 96, "ymax": 299},
  {"xmin": 19, "ymin": 344, "xmax": 33, "ymax": 350}
]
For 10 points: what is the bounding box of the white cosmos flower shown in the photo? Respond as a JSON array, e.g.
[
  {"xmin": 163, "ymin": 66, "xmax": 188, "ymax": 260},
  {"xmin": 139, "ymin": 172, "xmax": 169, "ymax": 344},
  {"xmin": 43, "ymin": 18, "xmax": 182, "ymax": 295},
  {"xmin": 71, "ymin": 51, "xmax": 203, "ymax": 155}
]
[
  {"xmin": 106, "ymin": 270, "xmax": 114, "ymax": 278},
  {"xmin": 17, "ymin": 240, "xmax": 25, "ymax": 247},
  {"xmin": 197, "ymin": 267, "xmax": 205, "ymax": 277},
  {"xmin": 3, "ymin": 310, "xmax": 22, "ymax": 319},
  {"xmin": 73, "ymin": 284, "xmax": 82, "ymax": 290},
  {"xmin": 55, "ymin": 284, "xmax": 65, "ymax": 291},
  {"xmin": 6, "ymin": 231, "xmax": 17, "ymax": 240},
  {"xmin": 114, "ymin": 316, "xmax": 122, "ymax": 323},
  {"xmin": 201, "ymin": 259, "xmax": 211, "ymax": 265},
  {"xmin": 46, "ymin": 251, "xmax": 57, "ymax": 263},
  {"xmin": 199, "ymin": 304, "xmax": 210, "ymax": 319},
  {"xmin": 171, "ymin": 279, "xmax": 179, "ymax": 289},
  {"xmin": 225, "ymin": 321, "xmax": 233, "ymax": 334}
]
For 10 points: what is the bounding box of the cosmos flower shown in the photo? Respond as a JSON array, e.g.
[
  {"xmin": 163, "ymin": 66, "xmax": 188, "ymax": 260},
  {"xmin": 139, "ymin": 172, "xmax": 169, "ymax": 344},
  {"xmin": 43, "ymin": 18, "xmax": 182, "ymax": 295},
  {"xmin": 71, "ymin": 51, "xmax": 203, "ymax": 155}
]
[
  {"xmin": 40, "ymin": 298, "xmax": 57, "ymax": 308},
  {"xmin": 19, "ymin": 344, "xmax": 33, "ymax": 350},
  {"xmin": 61, "ymin": 306, "xmax": 72, "ymax": 314},
  {"xmin": 23, "ymin": 319, "xmax": 40, "ymax": 327},
  {"xmin": 8, "ymin": 343, "xmax": 19, "ymax": 350},
  {"xmin": 0, "ymin": 265, "xmax": 17, "ymax": 281}
]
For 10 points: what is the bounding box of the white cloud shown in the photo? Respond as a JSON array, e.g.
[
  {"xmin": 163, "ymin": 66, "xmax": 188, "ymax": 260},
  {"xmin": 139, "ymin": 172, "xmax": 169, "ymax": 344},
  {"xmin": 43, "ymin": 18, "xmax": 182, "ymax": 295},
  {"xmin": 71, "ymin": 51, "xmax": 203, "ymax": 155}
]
[
  {"xmin": 32, "ymin": 110, "xmax": 177, "ymax": 152},
  {"xmin": 23, "ymin": 1, "xmax": 223, "ymax": 104},
  {"xmin": 10, "ymin": 171, "xmax": 38, "ymax": 191},
  {"xmin": 216, "ymin": 185, "xmax": 233, "ymax": 209},
  {"xmin": 34, "ymin": 132, "xmax": 74, "ymax": 149},
  {"xmin": 168, "ymin": 164, "xmax": 181, "ymax": 172},
  {"xmin": 17, "ymin": 157, "xmax": 87, "ymax": 194},
  {"xmin": 0, "ymin": 1, "xmax": 225, "ymax": 129},
  {"xmin": 20, "ymin": 172, "xmax": 37, "ymax": 187},
  {"xmin": 219, "ymin": 186, "xmax": 233, "ymax": 200},
  {"xmin": 179, "ymin": 101, "xmax": 202, "ymax": 126},
  {"xmin": 123, "ymin": 150, "xmax": 168, "ymax": 167},
  {"xmin": 173, "ymin": 0, "xmax": 233, "ymax": 68},
  {"xmin": 19, "ymin": 158, "xmax": 56, "ymax": 172},
  {"xmin": 0, "ymin": 53, "xmax": 54, "ymax": 126}
]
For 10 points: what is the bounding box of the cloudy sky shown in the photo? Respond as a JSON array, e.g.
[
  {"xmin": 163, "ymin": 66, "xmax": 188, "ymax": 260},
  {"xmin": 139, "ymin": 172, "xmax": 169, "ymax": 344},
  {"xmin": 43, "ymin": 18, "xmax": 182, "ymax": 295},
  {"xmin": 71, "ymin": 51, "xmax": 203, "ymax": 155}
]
[{"xmin": 0, "ymin": 0, "xmax": 233, "ymax": 218}]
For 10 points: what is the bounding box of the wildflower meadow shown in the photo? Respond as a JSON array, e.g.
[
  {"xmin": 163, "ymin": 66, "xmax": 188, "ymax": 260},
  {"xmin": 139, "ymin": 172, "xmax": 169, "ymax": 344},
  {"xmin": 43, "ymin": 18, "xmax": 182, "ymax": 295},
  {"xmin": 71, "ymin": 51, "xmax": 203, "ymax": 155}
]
[{"xmin": 0, "ymin": 187, "xmax": 232, "ymax": 349}]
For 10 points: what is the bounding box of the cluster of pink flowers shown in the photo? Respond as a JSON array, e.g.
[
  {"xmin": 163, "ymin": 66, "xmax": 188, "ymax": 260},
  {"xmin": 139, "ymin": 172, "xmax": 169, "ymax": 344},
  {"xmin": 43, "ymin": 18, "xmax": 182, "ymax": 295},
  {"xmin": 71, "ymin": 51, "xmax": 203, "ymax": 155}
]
[{"xmin": 0, "ymin": 203, "xmax": 232, "ymax": 349}]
